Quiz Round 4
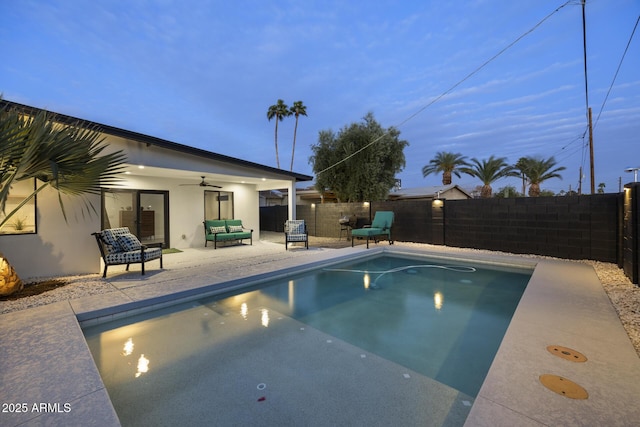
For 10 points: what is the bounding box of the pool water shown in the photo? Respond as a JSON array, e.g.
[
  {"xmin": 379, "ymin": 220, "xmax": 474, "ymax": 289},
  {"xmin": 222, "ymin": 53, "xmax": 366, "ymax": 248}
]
[{"xmin": 84, "ymin": 254, "xmax": 531, "ymax": 425}]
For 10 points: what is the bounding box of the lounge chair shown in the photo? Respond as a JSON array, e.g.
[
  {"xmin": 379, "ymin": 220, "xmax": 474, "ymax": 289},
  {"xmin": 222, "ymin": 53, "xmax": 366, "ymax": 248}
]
[
  {"xmin": 351, "ymin": 211, "xmax": 394, "ymax": 249},
  {"xmin": 92, "ymin": 227, "xmax": 163, "ymax": 278},
  {"xmin": 284, "ymin": 220, "xmax": 308, "ymax": 250}
]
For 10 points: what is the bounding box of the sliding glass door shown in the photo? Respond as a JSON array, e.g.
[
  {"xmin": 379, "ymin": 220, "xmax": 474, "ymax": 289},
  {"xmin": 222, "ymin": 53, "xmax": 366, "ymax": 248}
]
[{"xmin": 102, "ymin": 189, "xmax": 170, "ymax": 248}]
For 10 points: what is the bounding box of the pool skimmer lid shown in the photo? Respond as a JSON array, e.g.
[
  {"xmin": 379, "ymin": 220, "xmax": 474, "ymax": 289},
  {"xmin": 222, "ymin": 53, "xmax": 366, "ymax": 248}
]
[
  {"xmin": 546, "ymin": 345, "xmax": 587, "ymax": 362},
  {"xmin": 539, "ymin": 374, "xmax": 588, "ymax": 399}
]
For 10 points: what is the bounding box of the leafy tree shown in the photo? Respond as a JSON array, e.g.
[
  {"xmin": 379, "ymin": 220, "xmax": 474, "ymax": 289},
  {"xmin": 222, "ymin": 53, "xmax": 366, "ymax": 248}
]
[
  {"xmin": 266, "ymin": 99, "xmax": 291, "ymax": 169},
  {"xmin": 0, "ymin": 102, "xmax": 127, "ymax": 295},
  {"xmin": 309, "ymin": 112, "xmax": 408, "ymax": 202},
  {"xmin": 519, "ymin": 156, "xmax": 566, "ymax": 197},
  {"xmin": 460, "ymin": 156, "xmax": 517, "ymax": 198},
  {"xmin": 597, "ymin": 182, "xmax": 606, "ymax": 194},
  {"xmin": 495, "ymin": 185, "xmax": 522, "ymax": 198},
  {"xmin": 422, "ymin": 152, "xmax": 469, "ymax": 185},
  {"xmin": 289, "ymin": 101, "xmax": 307, "ymax": 172}
]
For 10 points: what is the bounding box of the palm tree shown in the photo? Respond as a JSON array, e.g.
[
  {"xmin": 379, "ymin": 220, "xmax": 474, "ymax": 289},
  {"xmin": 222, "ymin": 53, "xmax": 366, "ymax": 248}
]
[
  {"xmin": 422, "ymin": 151, "xmax": 469, "ymax": 185},
  {"xmin": 520, "ymin": 156, "xmax": 566, "ymax": 197},
  {"xmin": 0, "ymin": 103, "xmax": 126, "ymax": 295},
  {"xmin": 597, "ymin": 182, "xmax": 606, "ymax": 194},
  {"xmin": 289, "ymin": 101, "xmax": 307, "ymax": 172},
  {"xmin": 460, "ymin": 156, "xmax": 517, "ymax": 198},
  {"xmin": 266, "ymin": 99, "xmax": 291, "ymax": 169}
]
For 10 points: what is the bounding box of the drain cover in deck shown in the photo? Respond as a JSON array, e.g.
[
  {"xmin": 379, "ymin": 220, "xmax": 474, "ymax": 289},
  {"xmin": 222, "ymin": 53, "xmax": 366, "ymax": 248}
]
[
  {"xmin": 546, "ymin": 345, "xmax": 587, "ymax": 362},
  {"xmin": 539, "ymin": 374, "xmax": 589, "ymax": 399}
]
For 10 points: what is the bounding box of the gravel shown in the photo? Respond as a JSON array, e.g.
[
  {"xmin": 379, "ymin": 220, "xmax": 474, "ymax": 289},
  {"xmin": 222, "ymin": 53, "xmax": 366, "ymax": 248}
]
[{"xmin": 1, "ymin": 240, "xmax": 638, "ymax": 357}]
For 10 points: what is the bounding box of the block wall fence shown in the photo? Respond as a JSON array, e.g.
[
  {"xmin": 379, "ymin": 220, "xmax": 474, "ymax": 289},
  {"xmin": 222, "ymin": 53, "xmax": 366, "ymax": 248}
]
[{"xmin": 260, "ymin": 183, "xmax": 640, "ymax": 284}]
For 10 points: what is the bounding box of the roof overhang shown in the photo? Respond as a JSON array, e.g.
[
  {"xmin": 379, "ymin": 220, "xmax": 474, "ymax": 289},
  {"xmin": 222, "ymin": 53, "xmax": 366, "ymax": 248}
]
[{"xmin": 1, "ymin": 100, "xmax": 313, "ymax": 190}]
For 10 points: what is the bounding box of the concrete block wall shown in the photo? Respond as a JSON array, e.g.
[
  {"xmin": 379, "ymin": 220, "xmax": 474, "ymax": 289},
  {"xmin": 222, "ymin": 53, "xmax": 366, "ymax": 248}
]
[{"xmin": 444, "ymin": 194, "xmax": 620, "ymax": 263}]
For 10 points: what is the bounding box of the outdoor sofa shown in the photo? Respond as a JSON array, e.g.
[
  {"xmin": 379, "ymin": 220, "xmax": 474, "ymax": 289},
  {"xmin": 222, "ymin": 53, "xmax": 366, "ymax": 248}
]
[
  {"xmin": 92, "ymin": 227, "xmax": 163, "ymax": 278},
  {"xmin": 204, "ymin": 219, "xmax": 253, "ymax": 249}
]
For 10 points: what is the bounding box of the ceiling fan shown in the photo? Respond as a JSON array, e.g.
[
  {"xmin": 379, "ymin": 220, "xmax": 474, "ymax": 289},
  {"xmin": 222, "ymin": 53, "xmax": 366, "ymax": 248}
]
[{"xmin": 179, "ymin": 176, "xmax": 222, "ymax": 189}]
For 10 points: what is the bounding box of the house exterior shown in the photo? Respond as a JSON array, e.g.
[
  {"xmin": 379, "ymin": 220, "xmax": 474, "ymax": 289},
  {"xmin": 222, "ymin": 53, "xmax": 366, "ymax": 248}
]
[
  {"xmin": 0, "ymin": 100, "xmax": 312, "ymax": 280},
  {"xmin": 386, "ymin": 184, "xmax": 472, "ymax": 201},
  {"xmin": 264, "ymin": 184, "xmax": 472, "ymax": 206}
]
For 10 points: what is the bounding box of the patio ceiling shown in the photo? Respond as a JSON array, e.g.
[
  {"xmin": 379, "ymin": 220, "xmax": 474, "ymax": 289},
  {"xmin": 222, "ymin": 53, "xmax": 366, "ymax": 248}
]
[{"xmin": 119, "ymin": 164, "xmax": 300, "ymax": 191}]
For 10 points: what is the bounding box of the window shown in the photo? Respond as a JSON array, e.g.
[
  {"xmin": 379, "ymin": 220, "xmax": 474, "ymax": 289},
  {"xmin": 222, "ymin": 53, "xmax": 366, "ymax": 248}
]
[
  {"xmin": 204, "ymin": 191, "xmax": 233, "ymax": 220},
  {"xmin": 0, "ymin": 179, "xmax": 37, "ymax": 235}
]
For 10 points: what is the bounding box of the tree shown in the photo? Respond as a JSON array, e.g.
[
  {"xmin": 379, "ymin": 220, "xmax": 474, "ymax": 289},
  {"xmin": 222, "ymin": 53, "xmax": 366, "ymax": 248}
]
[
  {"xmin": 422, "ymin": 152, "xmax": 469, "ymax": 185},
  {"xmin": 289, "ymin": 101, "xmax": 307, "ymax": 172},
  {"xmin": 309, "ymin": 112, "xmax": 408, "ymax": 202},
  {"xmin": 266, "ymin": 99, "xmax": 291, "ymax": 169},
  {"xmin": 0, "ymin": 103, "xmax": 127, "ymax": 295},
  {"xmin": 519, "ymin": 156, "xmax": 566, "ymax": 197},
  {"xmin": 597, "ymin": 182, "xmax": 606, "ymax": 194},
  {"xmin": 495, "ymin": 185, "xmax": 522, "ymax": 198},
  {"xmin": 460, "ymin": 156, "xmax": 516, "ymax": 198}
]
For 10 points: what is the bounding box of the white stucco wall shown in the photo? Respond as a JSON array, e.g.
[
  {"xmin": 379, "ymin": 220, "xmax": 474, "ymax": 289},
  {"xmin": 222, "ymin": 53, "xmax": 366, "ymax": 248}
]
[
  {"xmin": 0, "ymin": 178, "xmax": 262, "ymax": 280},
  {"xmin": 0, "ymin": 188, "xmax": 101, "ymax": 281}
]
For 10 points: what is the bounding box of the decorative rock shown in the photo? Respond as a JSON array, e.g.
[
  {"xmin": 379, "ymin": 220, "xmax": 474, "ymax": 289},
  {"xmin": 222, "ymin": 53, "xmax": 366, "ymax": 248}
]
[{"xmin": 0, "ymin": 253, "xmax": 24, "ymax": 296}]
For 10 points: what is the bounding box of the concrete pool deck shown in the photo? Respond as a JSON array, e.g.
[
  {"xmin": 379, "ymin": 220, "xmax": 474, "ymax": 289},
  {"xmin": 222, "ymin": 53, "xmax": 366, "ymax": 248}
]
[{"xmin": 1, "ymin": 239, "xmax": 640, "ymax": 426}]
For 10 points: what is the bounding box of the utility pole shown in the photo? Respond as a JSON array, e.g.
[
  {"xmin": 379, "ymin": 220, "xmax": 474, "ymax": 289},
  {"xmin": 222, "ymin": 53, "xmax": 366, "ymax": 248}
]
[
  {"xmin": 582, "ymin": 0, "xmax": 595, "ymax": 194},
  {"xmin": 588, "ymin": 107, "xmax": 595, "ymax": 194},
  {"xmin": 578, "ymin": 166, "xmax": 583, "ymax": 195}
]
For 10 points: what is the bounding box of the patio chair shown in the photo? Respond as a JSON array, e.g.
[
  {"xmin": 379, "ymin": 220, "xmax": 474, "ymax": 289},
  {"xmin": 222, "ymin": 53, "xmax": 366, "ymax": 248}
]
[
  {"xmin": 351, "ymin": 211, "xmax": 394, "ymax": 249},
  {"xmin": 284, "ymin": 220, "xmax": 308, "ymax": 250},
  {"xmin": 92, "ymin": 227, "xmax": 163, "ymax": 278}
]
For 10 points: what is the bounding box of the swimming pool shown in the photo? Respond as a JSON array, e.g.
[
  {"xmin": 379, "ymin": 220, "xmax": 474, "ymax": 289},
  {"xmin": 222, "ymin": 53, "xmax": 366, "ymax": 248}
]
[{"xmin": 84, "ymin": 253, "xmax": 532, "ymax": 426}]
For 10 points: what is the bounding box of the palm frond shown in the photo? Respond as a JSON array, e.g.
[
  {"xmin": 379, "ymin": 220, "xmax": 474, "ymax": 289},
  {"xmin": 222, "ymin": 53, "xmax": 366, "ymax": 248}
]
[{"xmin": 1, "ymin": 106, "xmax": 127, "ymax": 224}]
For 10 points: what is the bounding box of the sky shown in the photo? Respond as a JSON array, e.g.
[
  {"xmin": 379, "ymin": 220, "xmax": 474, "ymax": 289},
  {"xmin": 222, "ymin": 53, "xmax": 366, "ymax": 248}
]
[{"xmin": 1, "ymin": 0, "xmax": 639, "ymax": 195}]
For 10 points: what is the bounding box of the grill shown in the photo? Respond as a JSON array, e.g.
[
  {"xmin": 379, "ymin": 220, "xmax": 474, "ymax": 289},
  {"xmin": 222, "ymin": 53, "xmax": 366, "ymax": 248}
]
[{"xmin": 339, "ymin": 215, "xmax": 357, "ymax": 240}]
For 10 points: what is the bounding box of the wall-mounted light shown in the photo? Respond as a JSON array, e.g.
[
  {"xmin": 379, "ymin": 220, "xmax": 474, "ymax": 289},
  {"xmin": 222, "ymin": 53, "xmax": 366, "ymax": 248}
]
[
  {"xmin": 433, "ymin": 199, "xmax": 444, "ymax": 207},
  {"xmin": 311, "ymin": 203, "xmax": 316, "ymax": 208},
  {"xmin": 624, "ymin": 167, "xmax": 639, "ymax": 182},
  {"xmin": 363, "ymin": 201, "xmax": 370, "ymax": 207},
  {"xmin": 138, "ymin": 165, "xmax": 145, "ymax": 169}
]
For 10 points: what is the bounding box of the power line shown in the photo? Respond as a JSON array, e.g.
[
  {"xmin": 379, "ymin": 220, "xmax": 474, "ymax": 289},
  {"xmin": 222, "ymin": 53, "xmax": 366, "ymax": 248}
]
[
  {"xmin": 593, "ymin": 15, "xmax": 639, "ymax": 130},
  {"xmin": 315, "ymin": 1, "xmax": 573, "ymax": 178}
]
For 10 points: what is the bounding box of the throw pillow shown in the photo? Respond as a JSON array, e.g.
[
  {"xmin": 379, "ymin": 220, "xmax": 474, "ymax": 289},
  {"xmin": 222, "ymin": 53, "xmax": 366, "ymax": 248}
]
[
  {"xmin": 210, "ymin": 226, "xmax": 227, "ymax": 234},
  {"xmin": 289, "ymin": 222, "xmax": 304, "ymax": 234},
  {"xmin": 117, "ymin": 233, "xmax": 142, "ymax": 251},
  {"xmin": 228, "ymin": 225, "xmax": 243, "ymax": 233}
]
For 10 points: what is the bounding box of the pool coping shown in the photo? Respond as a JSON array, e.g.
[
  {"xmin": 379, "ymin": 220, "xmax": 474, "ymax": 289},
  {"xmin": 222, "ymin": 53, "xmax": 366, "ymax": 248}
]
[{"xmin": 1, "ymin": 244, "xmax": 639, "ymax": 426}]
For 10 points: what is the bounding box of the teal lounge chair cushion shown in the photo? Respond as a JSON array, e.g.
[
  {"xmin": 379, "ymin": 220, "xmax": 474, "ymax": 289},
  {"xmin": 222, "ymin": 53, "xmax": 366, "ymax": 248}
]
[{"xmin": 351, "ymin": 211, "xmax": 394, "ymax": 248}]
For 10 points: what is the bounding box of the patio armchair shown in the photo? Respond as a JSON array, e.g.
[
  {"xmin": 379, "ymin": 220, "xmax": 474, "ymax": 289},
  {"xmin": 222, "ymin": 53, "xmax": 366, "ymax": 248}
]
[
  {"xmin": 351, "ymin": 211, "xmax": 394, "ymax": 249},
  {"xmin": 92, "ymin": 227, "xmax": 163, "ymax": 278},
  {"xmin": 284, "ymin": 220, "xmax": 308, "ymax": 250}
]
